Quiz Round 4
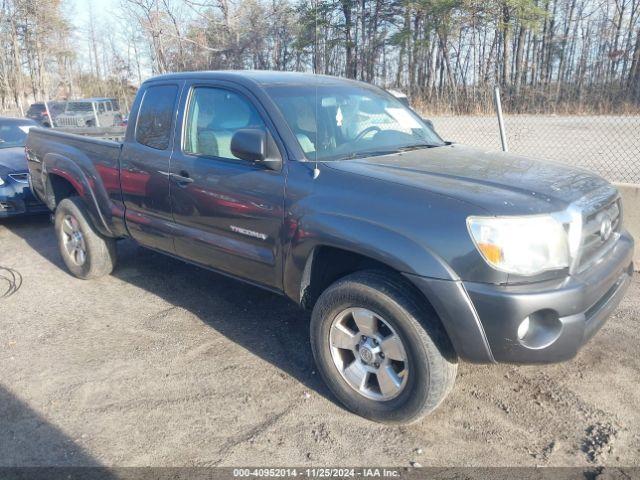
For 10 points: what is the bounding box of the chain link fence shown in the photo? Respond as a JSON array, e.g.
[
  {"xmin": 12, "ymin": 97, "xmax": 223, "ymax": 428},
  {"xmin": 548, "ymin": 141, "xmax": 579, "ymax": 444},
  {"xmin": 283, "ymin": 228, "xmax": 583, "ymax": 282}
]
[
  {"xmin": 422, "ymin": 92, "xmax": 640, "ymax": 185},
  {"xmin": 5, "ymin": 87, "xmax": 639, "ymax": 184}
]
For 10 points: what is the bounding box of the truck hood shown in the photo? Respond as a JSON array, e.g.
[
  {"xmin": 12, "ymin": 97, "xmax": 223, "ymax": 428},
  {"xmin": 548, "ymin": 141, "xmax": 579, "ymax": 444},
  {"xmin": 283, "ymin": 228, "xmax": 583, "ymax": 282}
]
[
  {"xmin": 323, "ymin": 144, "xmax": 610, "ymax": 215},
  {"xmin": 0, "ymin": 146, "xmax": 27, "ymax": 175}
]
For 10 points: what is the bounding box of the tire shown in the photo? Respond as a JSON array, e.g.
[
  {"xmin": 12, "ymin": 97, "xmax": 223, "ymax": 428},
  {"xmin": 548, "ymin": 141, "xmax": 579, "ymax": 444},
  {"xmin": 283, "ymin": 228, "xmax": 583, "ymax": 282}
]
[
  {"xmin": 310, "ymin": 270, "xmax": 457, "ymax": 424},
  {"xmin": 54, "ymin": 197, "xmax": 117, "ymax": 279}
]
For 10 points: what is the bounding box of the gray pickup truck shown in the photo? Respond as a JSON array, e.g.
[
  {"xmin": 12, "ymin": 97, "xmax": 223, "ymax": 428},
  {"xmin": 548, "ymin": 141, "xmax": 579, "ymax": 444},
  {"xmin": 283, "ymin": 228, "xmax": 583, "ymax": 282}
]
[{"xmin": 26, "ymin": 71, "xmax": 634, "ymax": 424}]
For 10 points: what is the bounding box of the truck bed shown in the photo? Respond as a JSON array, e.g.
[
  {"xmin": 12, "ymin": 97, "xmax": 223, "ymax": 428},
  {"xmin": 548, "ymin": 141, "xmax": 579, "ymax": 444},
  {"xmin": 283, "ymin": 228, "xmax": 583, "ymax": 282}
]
[
  {"xmin": 55, "ymin": 126, "xmax": 126, "ymax": 143},
  {"xmin": 26, "ymin": 127, "xmax": 127, "ymax": 238}
]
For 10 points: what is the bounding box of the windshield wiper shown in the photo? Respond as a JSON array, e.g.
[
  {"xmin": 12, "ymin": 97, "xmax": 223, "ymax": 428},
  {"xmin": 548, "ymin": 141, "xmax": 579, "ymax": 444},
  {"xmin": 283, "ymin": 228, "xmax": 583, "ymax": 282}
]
[
  {"xmin": 338, "ymin": 143, "xmax": 442, "ymax": 161},
  {"xmin": 339, "ymin": 149, "xmax": 399, "ymax": 161},
  {"xmin": 395, "ymin": 143, "xmax": 442, "ymax": 151}
]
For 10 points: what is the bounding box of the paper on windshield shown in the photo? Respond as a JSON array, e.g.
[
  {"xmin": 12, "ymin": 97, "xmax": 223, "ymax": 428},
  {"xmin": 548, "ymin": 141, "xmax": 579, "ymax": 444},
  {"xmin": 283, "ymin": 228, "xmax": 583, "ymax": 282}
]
[
  {"xmin": 19, "ymin": 126, "xmax": 35, "ymax": 134},
  {"xmin": 336, "ymin": 106, "xmax": 344, "ymax": 127},
  {"xmin": 385, "ymin": 107, "xmax": 421, "ymax": 129}
]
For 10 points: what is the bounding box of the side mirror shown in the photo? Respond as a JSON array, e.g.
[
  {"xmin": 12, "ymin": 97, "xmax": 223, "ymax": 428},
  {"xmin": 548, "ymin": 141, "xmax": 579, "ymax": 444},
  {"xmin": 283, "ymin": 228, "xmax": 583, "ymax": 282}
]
[
  {"xmin": 231, "ymin": 128, "xmax": 266, "ymax": 162},
  {"xmin": 231, "ymin": 128, "xmax": 282, "ymax": 170}
]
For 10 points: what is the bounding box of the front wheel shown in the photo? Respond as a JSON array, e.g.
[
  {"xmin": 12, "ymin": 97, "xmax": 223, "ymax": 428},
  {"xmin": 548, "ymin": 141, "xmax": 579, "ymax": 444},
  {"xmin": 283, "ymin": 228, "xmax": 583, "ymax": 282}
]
[
  {"xmin": 54, "ymin": 197, "xmax": 117, "ymax": 279},
  {"xmin": 310, "ymin": 271, "xmax": 457, "ymax": 424}
]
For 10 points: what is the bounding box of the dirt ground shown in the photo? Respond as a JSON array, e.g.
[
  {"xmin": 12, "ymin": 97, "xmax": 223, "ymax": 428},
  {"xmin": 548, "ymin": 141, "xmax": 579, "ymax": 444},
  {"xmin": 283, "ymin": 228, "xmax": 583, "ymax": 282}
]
[{"xmin": 0, "ymin": 215, "xmax": 638, "ymax": 467}]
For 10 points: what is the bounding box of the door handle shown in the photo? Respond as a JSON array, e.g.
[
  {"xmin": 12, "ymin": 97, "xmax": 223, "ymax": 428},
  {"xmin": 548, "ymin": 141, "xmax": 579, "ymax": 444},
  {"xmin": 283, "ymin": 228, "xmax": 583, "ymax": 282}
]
[{"xmin": 169, "ymin": 171, "xmax": 194, "ymax": 184}]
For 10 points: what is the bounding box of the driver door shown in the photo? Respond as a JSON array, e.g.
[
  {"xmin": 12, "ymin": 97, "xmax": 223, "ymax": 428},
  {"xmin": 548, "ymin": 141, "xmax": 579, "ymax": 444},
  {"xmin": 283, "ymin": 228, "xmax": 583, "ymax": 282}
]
[{"xmin": 169, "ymin": 82, "xmax": 286, "ymax": 290}]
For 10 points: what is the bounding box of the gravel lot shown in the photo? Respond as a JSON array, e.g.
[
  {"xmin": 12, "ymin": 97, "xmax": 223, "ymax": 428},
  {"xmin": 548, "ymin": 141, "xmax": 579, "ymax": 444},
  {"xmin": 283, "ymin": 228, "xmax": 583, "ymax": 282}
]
[{"xmin": 0, "ymin": 215, "xmax": 639, "ymax": 467}]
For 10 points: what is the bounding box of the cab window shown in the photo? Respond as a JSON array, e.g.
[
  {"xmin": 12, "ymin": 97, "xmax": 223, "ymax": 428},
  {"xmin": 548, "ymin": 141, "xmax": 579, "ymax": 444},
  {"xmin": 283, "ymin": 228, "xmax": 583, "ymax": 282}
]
[
  {"xmin": 184, "ymin": 87, "xmax": 266, "ymax": 161},
  {"xmin": 135, "ymin": 84, "xmax": 179, "ymax": 150}
]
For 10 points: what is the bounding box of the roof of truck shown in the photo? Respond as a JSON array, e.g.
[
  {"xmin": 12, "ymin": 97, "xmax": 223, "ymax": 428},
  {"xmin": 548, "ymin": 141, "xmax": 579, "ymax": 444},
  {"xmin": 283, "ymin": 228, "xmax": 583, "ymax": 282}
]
[
  {"xmin": 67, "ymin": 97, "xmax": 117, "ymax": 103},
  {"xmin": 145, "ymin": 70, "xmax": 365, "ymax": 88}
]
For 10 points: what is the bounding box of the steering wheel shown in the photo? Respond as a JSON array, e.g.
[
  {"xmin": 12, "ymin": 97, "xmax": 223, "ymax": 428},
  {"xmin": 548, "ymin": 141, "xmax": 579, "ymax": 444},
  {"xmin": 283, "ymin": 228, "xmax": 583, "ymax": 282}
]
[{"xmin": 353, "ymin": 126, "xmax": 381, "ymax": 143}]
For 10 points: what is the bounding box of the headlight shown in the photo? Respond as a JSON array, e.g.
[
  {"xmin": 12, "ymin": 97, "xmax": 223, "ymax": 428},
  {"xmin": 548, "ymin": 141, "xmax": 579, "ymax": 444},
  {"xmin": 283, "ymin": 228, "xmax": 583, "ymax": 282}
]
[
  {"xmin": 0, "ymin": 176, "xmax": 4, "ymax": 186},
  {"xmin": 467, "ymin": 215, "xmax": 570, "ymax": 276}
]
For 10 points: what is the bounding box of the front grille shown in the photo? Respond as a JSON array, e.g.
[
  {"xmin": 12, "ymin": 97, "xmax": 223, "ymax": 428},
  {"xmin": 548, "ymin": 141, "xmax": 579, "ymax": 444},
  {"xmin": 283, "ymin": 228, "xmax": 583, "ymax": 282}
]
[
  {"xmin": 576, "ymin": 195, "xmax": 622, "ymax": 272},
  {"xmin": 8, "ymin": 173, "xmax": 29, "ymax": 184},
  {"xmin": 56, "ymin": 116, "xmax": 82, "ymax": 127}
]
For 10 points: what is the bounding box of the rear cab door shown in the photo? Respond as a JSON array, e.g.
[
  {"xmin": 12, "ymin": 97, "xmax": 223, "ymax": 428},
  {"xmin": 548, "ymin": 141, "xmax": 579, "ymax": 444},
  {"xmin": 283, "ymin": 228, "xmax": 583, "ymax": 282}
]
[
  {"xmin": 168, "ymin": 78, "xmax": 287, "ymax": 290},
  {"xmin": 120, "ymin": 81, "xmax": 184, "ymax": 253}
]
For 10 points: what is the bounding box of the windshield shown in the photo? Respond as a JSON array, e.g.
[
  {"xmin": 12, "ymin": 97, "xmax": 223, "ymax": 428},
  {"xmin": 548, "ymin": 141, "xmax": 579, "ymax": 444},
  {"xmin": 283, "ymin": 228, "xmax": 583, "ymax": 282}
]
[
  {"xmin": 27, "ymin": 104, "xmax": 45, "ymax": 114},
  {"xmin": 266, "ymin": 82, "xmax": 444, "ymax": 161},
  {"xmin": 0, "ymin": 123, "xmax": 34, "ymax": 148},
  {"xmin": 65, "ymin": 102, "xmax": 93, "ymax": 113}
]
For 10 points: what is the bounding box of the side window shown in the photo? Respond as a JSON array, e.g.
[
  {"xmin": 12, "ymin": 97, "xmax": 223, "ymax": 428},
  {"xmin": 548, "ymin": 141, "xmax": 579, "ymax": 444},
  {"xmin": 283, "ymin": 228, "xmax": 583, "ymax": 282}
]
[
  {"xmin": 184, "ymin": 87, "xmax": 266, "ymax": 160},
  {"xmin": 98, "ymin": 102, "xmax": 105, "ymax": 114},
  {"xmin": 106, "ymin": 101, "xmax": 112, "ymax": 112},
  {"xmin": 136, "ymin": 84, "xmax": 178, "ymax": 150}
]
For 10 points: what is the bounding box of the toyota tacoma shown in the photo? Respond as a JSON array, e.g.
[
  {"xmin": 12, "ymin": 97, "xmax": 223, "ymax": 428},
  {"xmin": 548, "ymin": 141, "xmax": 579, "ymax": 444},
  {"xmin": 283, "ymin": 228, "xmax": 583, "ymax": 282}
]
[{"xmin": 26, "ymin": 72, "xmax": 634, "ymax": 424}]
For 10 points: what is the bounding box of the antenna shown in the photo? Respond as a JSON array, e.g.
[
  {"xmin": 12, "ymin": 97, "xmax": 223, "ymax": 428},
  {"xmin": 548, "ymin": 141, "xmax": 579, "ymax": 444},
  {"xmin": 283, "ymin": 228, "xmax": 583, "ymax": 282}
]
[{"xmin": 313, "ymin": 0, "xmax": 320, "ymax": 180}]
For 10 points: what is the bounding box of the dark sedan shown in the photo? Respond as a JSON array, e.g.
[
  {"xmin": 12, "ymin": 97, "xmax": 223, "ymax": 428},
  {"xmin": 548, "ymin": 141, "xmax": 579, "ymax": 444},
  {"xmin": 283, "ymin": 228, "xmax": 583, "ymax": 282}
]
[{"xmin": 0, "ymin": 117, "xmax": 48, "ymax": 217}]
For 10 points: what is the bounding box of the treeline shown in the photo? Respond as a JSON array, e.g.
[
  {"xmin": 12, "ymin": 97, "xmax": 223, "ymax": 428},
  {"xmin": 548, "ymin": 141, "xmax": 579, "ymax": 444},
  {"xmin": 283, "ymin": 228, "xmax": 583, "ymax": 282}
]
[
  {"xmin": 2, "ymin": 0, "xmax": 640, "ymax": 115},
  {"xmin": 0, "ymin": 0, "xmax": 69, "ymax": 113}
]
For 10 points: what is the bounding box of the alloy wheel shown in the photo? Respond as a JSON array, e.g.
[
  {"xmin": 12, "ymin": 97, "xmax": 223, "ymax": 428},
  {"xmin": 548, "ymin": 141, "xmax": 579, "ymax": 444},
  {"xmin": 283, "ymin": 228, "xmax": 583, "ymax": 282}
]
[
  {"xmin": 329, "ymin": 307, "xmax": 409, "ymax": 401},
  {"xmin": 61, "ymin": 214, "xmax": 87, "ymax": 266}
]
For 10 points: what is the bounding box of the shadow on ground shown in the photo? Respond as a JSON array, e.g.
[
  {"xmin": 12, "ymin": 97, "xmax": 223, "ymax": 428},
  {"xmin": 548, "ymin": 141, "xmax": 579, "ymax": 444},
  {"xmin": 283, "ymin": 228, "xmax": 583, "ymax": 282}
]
[
  {"xmin": 1, "ymin": 215, "xmax": 333, "ymax": 405},
  {"xmin": 0, "ymin": 385, "xmax": 106, "ymax": 467}
]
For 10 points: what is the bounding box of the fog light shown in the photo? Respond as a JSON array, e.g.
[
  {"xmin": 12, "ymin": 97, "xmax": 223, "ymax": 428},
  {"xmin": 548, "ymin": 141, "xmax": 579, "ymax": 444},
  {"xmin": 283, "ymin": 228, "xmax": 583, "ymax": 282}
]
[
  {"xmin": 517, "ymin": 317, "xmax": 530, "ymax": 340},
  {"xmin": 517, "ymin": 310, "xmax": 563, "ymax": 349}
]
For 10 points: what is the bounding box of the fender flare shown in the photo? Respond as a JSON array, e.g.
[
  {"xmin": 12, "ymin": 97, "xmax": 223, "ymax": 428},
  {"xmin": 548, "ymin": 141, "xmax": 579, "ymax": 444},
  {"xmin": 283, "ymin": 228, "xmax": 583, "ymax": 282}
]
[
  {"xmin": 283, "ymin": 213, "xmax": 459, "ymax": 303},
  {"xmin": 42, "ymin": 152, "xmax": 114, "ymax": 238}
]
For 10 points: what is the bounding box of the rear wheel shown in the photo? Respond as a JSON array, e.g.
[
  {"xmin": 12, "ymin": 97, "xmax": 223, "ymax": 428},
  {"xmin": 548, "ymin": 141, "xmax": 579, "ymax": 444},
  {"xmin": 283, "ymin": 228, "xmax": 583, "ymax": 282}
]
[
  {"xmin": 54, "ymin": 197, "xmax": 117, "ymax": 279},
  {"xmin": 310, "ymin": 271, "xmax": 457, "ymax": 424}
]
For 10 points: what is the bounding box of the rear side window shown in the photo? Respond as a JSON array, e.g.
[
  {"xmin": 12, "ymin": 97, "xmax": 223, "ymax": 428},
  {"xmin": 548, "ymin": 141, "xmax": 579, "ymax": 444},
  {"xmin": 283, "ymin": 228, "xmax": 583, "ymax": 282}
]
[{"xmin": 136, "ymin": 85, "xmax": 178, "ymax": 150}]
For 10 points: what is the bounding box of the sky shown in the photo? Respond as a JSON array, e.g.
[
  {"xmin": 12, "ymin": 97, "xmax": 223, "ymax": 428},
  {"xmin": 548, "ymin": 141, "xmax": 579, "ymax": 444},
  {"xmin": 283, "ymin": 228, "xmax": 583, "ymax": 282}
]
[
  {"xmin": 64, "ymin": 0, "xmax": 152, "ymax": 82},
  {"xmin": 67, "ymin": 0, "xmax": 120, "ymax": 27}
]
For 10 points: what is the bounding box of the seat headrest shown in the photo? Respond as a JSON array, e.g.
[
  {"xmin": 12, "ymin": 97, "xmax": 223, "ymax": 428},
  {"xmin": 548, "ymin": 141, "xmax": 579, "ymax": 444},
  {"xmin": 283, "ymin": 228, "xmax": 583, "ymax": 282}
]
[{"xmin": 210, "ymin": 95, "xmax": 252, "ymax": 129}]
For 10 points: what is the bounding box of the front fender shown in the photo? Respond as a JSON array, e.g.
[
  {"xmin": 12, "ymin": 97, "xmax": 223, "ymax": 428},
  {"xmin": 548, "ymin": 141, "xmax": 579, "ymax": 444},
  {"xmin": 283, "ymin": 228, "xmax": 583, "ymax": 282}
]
[
  {"xmin": 42, "ymin": 152, "xmax": 114, "ymax": 238},
  {"xmin": 283, "ymin": 212, "xmax": 459, "ymax": 302}
]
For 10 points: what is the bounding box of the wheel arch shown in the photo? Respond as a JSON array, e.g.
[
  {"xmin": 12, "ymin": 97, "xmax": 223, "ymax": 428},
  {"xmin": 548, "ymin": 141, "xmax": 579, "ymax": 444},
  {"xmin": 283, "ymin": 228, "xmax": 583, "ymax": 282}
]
[
  {"xmin": 42, "ymin": 153, "xmax": 114, "ymax": 238},
  {"xmin": 284, "ymin": 214, "xmax": 458, "ymax": 306},
  {"xmin": 295, "ymin": 243, "xmax": 449, "ymax": 327}
]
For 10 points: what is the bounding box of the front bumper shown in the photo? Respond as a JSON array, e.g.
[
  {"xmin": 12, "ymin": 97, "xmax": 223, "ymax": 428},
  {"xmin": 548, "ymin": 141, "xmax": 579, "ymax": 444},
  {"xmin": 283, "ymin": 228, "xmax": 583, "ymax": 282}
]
[
  {"xmin": 406, "ymin": 231, "xmax": 635, "ymax": 364},
  {"xmin": 0, "ymin": 177, "xmax": 48, "ymax": 218}
]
